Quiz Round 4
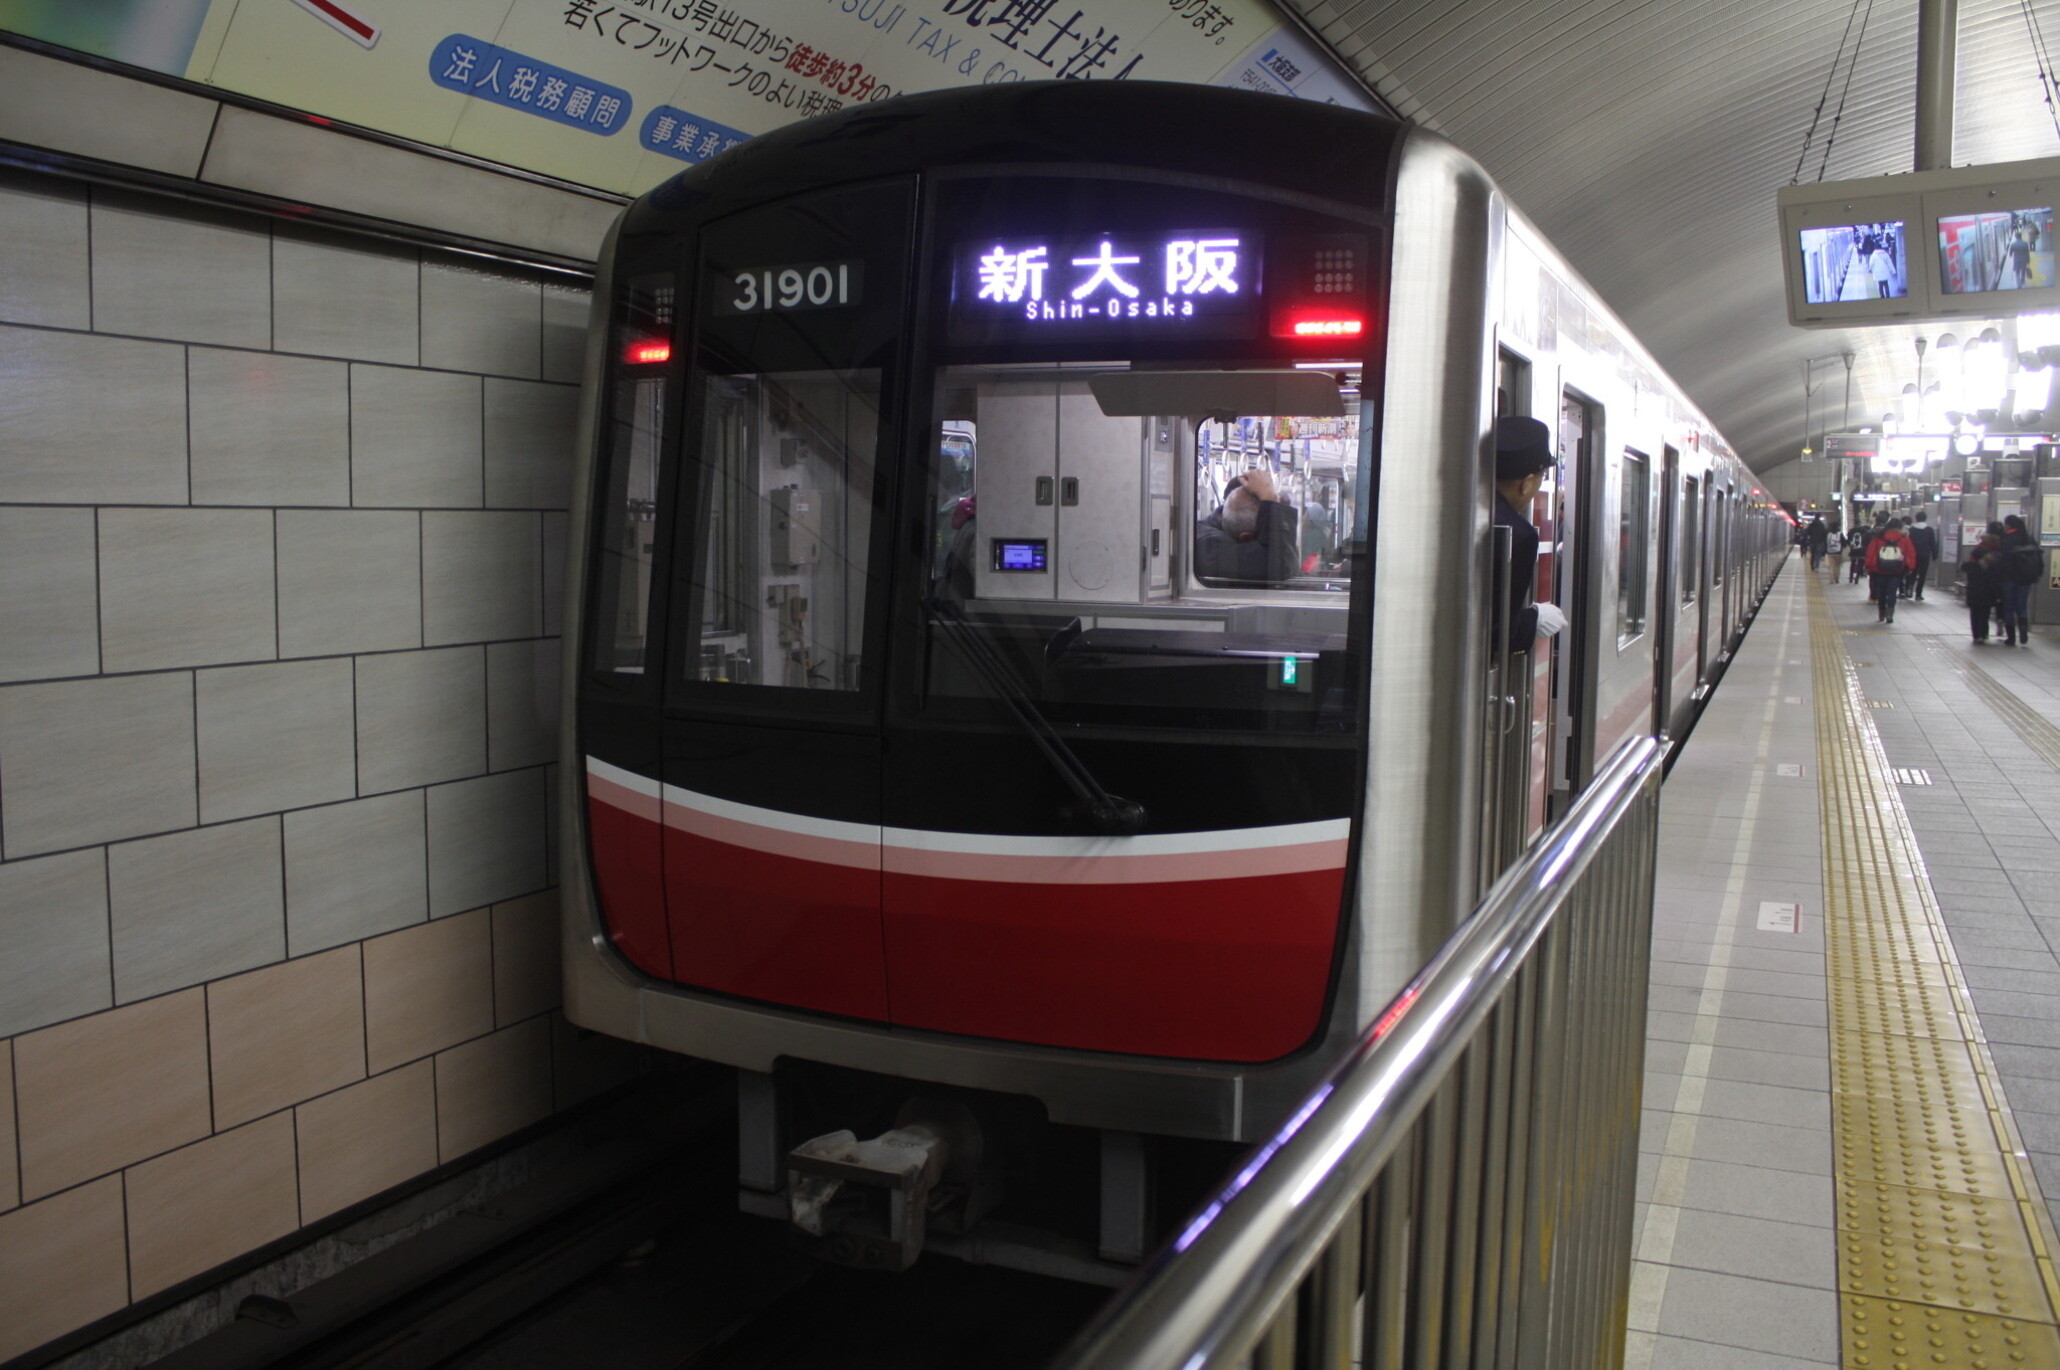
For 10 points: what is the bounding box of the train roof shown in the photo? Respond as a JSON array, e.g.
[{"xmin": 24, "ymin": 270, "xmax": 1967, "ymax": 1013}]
[{"xmin": 624, "ymin": 81, "xmax": 1408, "ymax": 232}]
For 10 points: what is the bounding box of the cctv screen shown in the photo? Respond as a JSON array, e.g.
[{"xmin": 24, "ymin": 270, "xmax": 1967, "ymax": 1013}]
[
  {"xmin": 1798, "ymin": 221, "xmax": 1909, "ymax": 304},
  {"xmin": 1938, "ymin": 208, "xmax": 2054, "ymax": 294}
]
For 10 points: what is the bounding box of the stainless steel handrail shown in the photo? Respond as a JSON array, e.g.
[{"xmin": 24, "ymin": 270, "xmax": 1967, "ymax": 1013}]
[{"xmin": 1052, "ymin": 734, "xmax": 1664, "ymax": 1369}]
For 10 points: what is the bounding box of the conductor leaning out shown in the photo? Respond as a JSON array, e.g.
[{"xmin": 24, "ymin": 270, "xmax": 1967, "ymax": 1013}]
[{"xmin": 1493, "ymin": 416, "xmax": 1568, "ymax": 653}]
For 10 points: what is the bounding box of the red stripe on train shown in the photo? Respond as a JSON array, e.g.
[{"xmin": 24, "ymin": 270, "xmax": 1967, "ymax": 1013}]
[
  {"xmin": 586, "ymin": 787, "xmax": 1343, "ymax": 1060},
  {"xmin": 883, "ymin": 864, "xmax": 1341, "ymax": 1061}
]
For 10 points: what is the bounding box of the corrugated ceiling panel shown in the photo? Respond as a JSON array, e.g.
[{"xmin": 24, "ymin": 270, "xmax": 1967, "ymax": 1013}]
[{"xmin": 1279, "ymin": 0, "xmax": 2060, "ymax": 470}]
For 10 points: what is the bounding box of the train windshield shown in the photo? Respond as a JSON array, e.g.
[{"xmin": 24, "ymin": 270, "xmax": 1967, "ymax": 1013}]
[{"xmin": 920, "ymin": 361, "xmax": 1365, "ymax": 732}]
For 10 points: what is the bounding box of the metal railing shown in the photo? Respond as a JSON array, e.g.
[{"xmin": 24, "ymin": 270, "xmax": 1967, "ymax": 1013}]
[{"xmin": 1053, "ymin": 735, "xmax": 1665, "ymax": 1370}]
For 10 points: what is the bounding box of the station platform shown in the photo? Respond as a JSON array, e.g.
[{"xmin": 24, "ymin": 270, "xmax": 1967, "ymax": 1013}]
[{"xmin": 1630, "ymin": 559, "xmax": 2060, "ymax": 1367}]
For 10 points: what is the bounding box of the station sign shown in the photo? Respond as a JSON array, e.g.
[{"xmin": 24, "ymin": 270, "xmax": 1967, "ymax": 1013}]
[{"xmin": 1824, "ymin": 433, "xmax": 1880, "ymax": 460}]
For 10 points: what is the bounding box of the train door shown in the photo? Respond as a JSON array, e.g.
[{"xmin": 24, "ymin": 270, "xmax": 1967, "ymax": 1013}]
[
  {"xmin": 1692, "ymin": 477, "xmax": 1711, "ymax": 682},
  {"xmin": 1486, "ymin": 347, "xmax": 1535, "ymax": 874},
  {"xmin": 653, "ymin": 179, "xmax": 916, "ymax": 1022},
  {"xmin": 1714, "ymin": 486, "xmax": 1734, "ymax": 646},
  {"xmin": 1654, "ymin": 447, "xmax": 1679, "ymax": 733},
  {"xmin": 1549, "ymin": 390, "xmax": 1599, "ymax": 814}
]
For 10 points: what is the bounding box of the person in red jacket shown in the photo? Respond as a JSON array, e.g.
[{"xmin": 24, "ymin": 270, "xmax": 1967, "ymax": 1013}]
[{"xmin": 1866, "ymin": 518, "xmax": 1917, "ymax": 623}]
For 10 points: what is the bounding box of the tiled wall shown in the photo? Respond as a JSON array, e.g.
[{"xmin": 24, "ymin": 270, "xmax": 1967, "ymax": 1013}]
[{"xmin": 0, "ymin": 167, "xmax": 617, "ymax": 1362}]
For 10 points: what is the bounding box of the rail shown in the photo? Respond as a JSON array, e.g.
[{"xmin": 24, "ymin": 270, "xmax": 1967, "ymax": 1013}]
[{"xmin": 1052, "ymin": 735, "xmax": 1665, "ymax": 1370}]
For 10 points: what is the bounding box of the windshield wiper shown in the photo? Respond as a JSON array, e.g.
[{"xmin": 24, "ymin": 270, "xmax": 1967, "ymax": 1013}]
[{"xmin": 923, "ymin": 597, "xmax": 1147, "ymax": 836}]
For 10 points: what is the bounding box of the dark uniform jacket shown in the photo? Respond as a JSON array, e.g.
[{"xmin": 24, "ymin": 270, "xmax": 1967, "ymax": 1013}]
[{"xmin": 1493, "ymin": 491, "xmax": 1540, "ymax": 653}]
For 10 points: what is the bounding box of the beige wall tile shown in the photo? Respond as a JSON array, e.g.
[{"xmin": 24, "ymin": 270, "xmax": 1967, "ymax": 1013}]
[
  {"xmin": 0, "ymin": 1176, "xmax": 127, "ymax": 1363},
  {"xmin": 0, "ymin": 848, "xmax": 112, "ymax": 1040},
  {"xmin": 427, "ymin": 768, "xmax": 546, "ymax": 917},
  {"xmin": 109, "ymin": 818, "xmax": 285, "ymax": 1004},
  {"xmin": 127, "ymin": 1113, "xmax": 298, "ymax": 1299},
  {"xmin": 0, "ymin": 505, "xmax": 100, "ymax": 684},
  {"xmin": 363, "ymin": 909, "xmax": 492, "ymax": 1074},
  {"xmin": 491, "ymin": 891, "xmax": 561, "ymax": 1027},
  {"xmin": 99, "ymin": 508, "xmax": 277, "ymax": 675},
  {"xmin": 436, "ymin": 1016, "xmax": 552, "ymax": 1163},
  {"xmin": 188, "ymin": 348, "xmax": 350, "ymax": 506},
  {"xmin": 296, "ymin": 1062, "xmax": 436, "ymax": 1223},
  {"xmin": 273, "ymin": 228, "xmax": 419, "ymax": 366},
  {"xmin": 0, "ymin": 325, "xmax": 188, "ymax": 506},
  {"xmin": 0, "ymin": 169, "xmax": 89, "ymax": 331},
  {"xmin": 0, "ymin": 1043, "xmax": 16, "ymax": 1212},
  {"xmin": 421, "ymin": 259, "xmax": 541, "ymax": 380},
  {"xmin": 15, "ymin": 990, "xmax": 210, "ymax": 1201},
  {"xmin": 209, "ymin": 946, "xmax": 365, "ymax": 1130},
  {"xmin": 92, "ymin": 191, "xmax": 272, "ymax": 350},
  {"xmin": 0, "ymin": 672, "xmax": 197, "ymax": 859}
]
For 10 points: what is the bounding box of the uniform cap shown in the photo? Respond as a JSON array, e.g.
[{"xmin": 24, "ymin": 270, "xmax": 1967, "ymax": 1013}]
[{"xmin": 1495, "ymin": 417, "xmax": 1553, "ymax": 481}]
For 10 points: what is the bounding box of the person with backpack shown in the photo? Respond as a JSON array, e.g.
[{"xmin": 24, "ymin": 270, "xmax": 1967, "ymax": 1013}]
[
  {"xmin": 1847, "ymin": 522, "xmax": 1870, "ymax": 583},
  {"xmin": 1904, "ymin": 511, "xmax": 1939, "ymax": 600},
  {"xmin": 1963, "ymin": 529, "xmax": 2005, "ymax": 644},
  {"xmin": 1998, "ymin": 513, "xmax": 2041, "ymax": 645},
  {"xmin": 1866, "ymin": 517, "xmax": 1916, "ymax": 623}
]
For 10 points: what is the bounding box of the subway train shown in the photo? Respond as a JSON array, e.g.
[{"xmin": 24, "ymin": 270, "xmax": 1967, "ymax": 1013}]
[{"xmin": 559, "ymin": 80, "xmax": 1788, "ymax": 1275}]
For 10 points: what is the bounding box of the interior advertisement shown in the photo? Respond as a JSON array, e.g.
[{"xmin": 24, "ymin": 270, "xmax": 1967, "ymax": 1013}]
[{"xmin": 0, "ymin": 0, "xmax": 1375, "ymax": 196}]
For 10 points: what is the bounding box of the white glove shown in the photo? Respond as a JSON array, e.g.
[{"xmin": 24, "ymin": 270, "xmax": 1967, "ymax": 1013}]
[{"xmin": 1534, "ymin": 602, "xmax": 1567, "ymax": 638}]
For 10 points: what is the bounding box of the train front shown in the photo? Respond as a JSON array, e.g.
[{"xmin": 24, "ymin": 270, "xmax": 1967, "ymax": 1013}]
[{"xmin": 562, "ymin": 84, "xmax": 1442, "ymax": 1273}]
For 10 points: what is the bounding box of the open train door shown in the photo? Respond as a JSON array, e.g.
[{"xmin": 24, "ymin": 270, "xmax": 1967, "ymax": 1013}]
[
  {"xmin": 1653, "ymin": 448, "xmax": 1680, "ymax": 734},
  {"xmin": 1544, "ymin": 389, "xmax": 1599, "ymax": 820}
]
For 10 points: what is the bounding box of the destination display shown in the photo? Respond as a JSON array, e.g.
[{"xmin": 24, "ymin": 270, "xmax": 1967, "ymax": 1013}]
[{"xmin": 952, "ymin": 230, "xmax": 1260, "ymax": 341}]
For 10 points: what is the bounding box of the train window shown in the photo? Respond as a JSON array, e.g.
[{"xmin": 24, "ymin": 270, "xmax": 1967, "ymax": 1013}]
[
  {"xmin": 1496, "ymin": 347, "xmax": 1530, "ymax": 417},
  {"xmin": 1681, "ymin": 476, "xmax": 1700, "ymax": 605},
  {"xmin": 669, "ymin": 180, "xmax": 912, "ymax": 704},
  {"xmin": 919, "ymin": 362, "xmax": 1363, "ymax": 732},
  {"xmin": 1618, "ymin": 449, "xmax": 1650, "ymax": 644},
  {"xmin": 686, "ymin": 368, "xmax": 881, "ymax": 690},
  {"xmin": 587, "ymin": 272, "xmax": 674, "ymax": 678}
]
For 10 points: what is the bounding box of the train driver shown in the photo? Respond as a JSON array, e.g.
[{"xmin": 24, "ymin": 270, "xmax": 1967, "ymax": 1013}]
[
  {"xmin": 1196, "ymin": 468, "xmax": 1300, "ymax": 584},
  {"xmin": 1493, "ymin": 417, "xmax": 1567, "ymax": 654}
]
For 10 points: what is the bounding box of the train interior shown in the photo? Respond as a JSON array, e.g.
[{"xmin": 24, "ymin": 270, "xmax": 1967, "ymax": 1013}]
[
  {"xmin": 925, "ymin": 363, "xmax": 1364, "ymax": 725},
  {"xmin": 655, "ymin": 358, "xmax": 1368, "ymax": 727}
]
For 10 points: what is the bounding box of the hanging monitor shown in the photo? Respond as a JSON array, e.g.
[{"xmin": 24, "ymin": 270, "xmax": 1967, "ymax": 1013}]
[
  {"xmin": 1779, "ymin": 188, "xmax": 1924, "ymax": 326},
  {"xmin": 1926, "ymin": 172, "xmax": 2060, "ymax": 316},
  {"xmin": 1778, "ymin": 155, "xmax": 2060, "ymax": 327}
]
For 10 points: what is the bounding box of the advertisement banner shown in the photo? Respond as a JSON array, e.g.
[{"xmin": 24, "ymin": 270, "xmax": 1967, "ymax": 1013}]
[{"xmin": 0, "ymin": 0, "xmax": 1373, "ymax": 196}]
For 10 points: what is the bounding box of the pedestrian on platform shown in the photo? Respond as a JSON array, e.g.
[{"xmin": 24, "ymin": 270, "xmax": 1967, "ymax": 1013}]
[
  {"xmin": 1866, "ymin": 518, "xmax": 1915, "ymax": 623},
  {"xmin": 1905, "ymin": 512, "xmax": 1938, "ymax": 600},
  {"xmin": 1998, "ymin": 514, "xmax": 2040, "ymax": 645},
  {"xmin": 1963, "ymin": 530, "xmax": 2004, "ymax": 643},
  {"xmin": 1803, "ymin": 515, "xmax": 1828, "ymax": 570}
]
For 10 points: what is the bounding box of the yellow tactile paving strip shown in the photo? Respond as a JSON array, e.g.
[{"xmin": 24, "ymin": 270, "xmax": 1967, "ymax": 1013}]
[{"xmin": 1809, "ymin": 578, "xmax": 2060, "ymax": 1366}]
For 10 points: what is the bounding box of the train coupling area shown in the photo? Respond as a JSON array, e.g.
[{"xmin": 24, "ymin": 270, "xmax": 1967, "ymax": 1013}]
[{"xmin": 785, "ymin": 1100, "xmax": 994, "ymax": 1273}]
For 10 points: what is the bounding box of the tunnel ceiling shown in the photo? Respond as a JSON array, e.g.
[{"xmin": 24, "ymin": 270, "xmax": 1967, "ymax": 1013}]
[{"xmin": 1279, "ymin": 0, "xmax": 2060, "ymax": 473}]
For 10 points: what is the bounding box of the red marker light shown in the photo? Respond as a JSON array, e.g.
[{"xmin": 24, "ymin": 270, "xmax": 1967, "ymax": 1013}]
[
  {"xmin": 626, "ymin": 340, "xmax": 672, "ymax": 365},
  {"xmin": 1272, "ymin": 306, "xmax": 1369, "ymax": 340},
  {"xmin": 1292, "ymin": 318, "xmax": 1365, "ymax": 337}
]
